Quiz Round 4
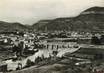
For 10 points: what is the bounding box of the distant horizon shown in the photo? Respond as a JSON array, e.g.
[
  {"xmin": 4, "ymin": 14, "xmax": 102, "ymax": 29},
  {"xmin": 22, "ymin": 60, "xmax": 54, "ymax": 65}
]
[
  {"xmin": 0, "ymin": 0, "xmax": 104, "ymax": 25},
  {"xmin": 0, "ymin": 6, "xmax": 104, "ymax": 25},
  {"xmin": 0, "ymin": 15, "xmax": 78, "ymax": 25}
]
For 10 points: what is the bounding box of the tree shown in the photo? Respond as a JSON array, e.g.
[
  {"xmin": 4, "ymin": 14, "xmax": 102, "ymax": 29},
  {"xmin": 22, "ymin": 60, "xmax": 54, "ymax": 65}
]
[
  {"xmin": 100, "ymin": 35, "xmax": 104, "ymax": 44},
  {"xmin": 94, "ymin": 53, "xmax": 103, "ymax": 60},
  {"xmin": 91, "ymin": 36, "xmax": 101, "ymax": 45},
  {"xmin": 26, "ymin": 59, "xmax": 34, "ymax": 67}
]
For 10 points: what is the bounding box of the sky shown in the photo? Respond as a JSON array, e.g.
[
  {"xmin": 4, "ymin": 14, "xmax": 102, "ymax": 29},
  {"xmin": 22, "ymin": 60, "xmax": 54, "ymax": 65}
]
[{"xmin": 0, "ymin": 0, "xmax": 104, "ymax": 25}]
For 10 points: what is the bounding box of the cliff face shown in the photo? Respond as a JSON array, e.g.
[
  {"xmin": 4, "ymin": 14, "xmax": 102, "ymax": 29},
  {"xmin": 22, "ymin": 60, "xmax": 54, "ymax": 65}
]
[{"xmin": 81, "ymin": 7, "xmax": 104, "ymax": 15}]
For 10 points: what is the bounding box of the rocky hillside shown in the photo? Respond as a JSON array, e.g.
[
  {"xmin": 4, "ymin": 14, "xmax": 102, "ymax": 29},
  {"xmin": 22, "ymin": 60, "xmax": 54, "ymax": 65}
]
[
  {"xmin": 75, "ymin": 6, "xmax": 104, "ymax": 31},
  {"xmin": 32, "ymin": 20, "xmax": 51, "ymax": 31},
  {"xmin": 32, "ymin": 6, "xmax": 104, "ymax": 32}
]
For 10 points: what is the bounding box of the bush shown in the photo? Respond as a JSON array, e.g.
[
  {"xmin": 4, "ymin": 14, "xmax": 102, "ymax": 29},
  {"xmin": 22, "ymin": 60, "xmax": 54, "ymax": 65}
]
[
  {"xmin": 26, "ymin": 59, "xmax": 34, "ymax": 67},
  {"xmin": 91, "ymin": 36, "xmax": 101, "ymax": 45}
]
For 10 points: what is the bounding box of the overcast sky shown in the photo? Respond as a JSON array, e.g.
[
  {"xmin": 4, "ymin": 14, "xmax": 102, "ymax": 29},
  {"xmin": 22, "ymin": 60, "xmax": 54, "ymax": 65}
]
[{"xmin": 0, "ymin": 0, "xmax": 104, "ymax": 25}]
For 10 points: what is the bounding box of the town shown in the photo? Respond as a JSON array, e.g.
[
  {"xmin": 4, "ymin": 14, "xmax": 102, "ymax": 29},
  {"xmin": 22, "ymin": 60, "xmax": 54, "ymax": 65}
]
[
  {"xmin": 0, "ymin": 31, "xmax": 104, "ymax": 73},
  {"xmin": 0, "ymin": 1, "xmax": 104, "ymax": 72}
]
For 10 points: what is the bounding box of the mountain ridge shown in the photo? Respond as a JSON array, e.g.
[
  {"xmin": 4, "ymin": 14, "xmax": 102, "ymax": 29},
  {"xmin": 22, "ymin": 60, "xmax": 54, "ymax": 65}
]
[
  {"xmin": 0, "ymin": 21, "xmax": 29, "ymax": 32},
  {"xmin": 32, "ymin": 6, "xmax": 104, "ymax": 32},
  {"xmin": 0, "ymin": 6, "xmax": 104, "ymax": 32}
]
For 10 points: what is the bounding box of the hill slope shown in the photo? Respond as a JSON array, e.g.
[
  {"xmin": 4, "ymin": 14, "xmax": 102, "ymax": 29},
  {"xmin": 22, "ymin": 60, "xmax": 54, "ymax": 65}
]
[
  {"xmin": 32, "ymin": 6, "xmax": 104, "ymax": 32},
  {"xmin": 0, "ymin": 21, "xmax": 29, "ymax": 32},
  {"xmin": 32, "ymin": 20, "xmax": 51, "ymax": 31}
]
